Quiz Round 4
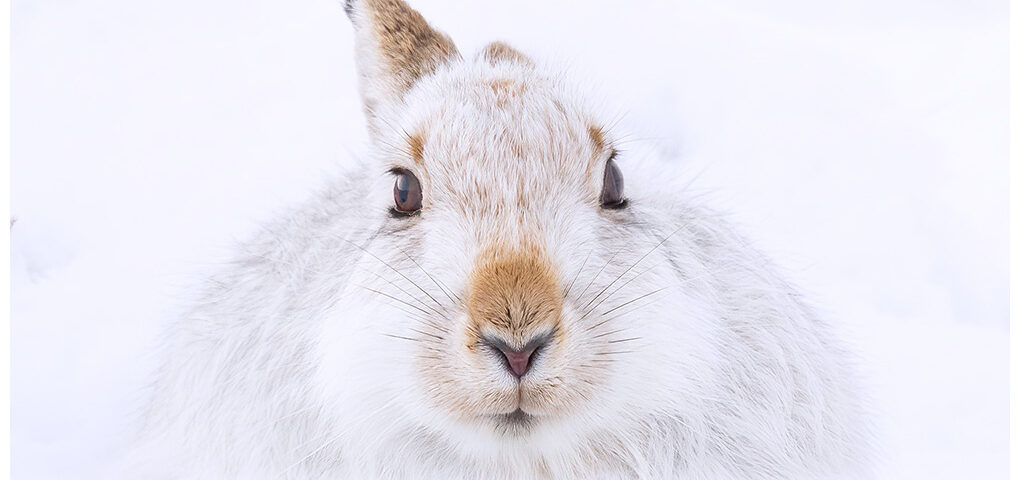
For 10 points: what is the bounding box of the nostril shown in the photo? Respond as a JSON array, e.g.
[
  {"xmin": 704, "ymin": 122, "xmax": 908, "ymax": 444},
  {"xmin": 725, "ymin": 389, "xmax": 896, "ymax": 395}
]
[{"xmin": 482, "ymin": 335, "xmax": 548, "ymax": 379}]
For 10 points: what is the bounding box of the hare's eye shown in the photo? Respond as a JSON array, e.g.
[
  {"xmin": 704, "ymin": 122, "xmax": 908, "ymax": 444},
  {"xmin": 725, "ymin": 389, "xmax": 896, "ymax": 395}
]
[
  {"xmin": 392, "ymin": 169, "xmax": 423, "ymax": 216},
  {"xmin": 599, "ymin": 157, "xmax": 626, "ymax": 209}
]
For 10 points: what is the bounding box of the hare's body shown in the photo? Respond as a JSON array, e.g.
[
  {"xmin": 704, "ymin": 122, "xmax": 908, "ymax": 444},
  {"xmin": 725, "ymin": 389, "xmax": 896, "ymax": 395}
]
[{"xmin": 132, "ymin": 1, "xmax": 869, "ymax": 478}]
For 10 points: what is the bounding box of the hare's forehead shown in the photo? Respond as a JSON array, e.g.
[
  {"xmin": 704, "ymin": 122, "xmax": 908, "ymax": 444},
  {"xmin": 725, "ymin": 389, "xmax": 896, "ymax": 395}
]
[{"xmin": 391, "ymin": 72, "xmax": 610, "ymax": 187}]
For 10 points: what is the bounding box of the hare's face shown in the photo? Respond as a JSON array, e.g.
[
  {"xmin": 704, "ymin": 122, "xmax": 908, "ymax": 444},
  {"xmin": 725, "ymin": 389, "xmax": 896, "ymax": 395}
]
[
  {"xmin": 373, "ymin": 63, "xmax": 631, "ymax": 425},
  {"xmin": 318, "ymin": 0, "xmax": 717, "ymax": 460}
]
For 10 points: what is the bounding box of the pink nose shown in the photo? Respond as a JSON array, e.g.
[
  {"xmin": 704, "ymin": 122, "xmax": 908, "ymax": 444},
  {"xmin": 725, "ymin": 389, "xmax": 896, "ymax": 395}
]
[
  {"xmin": 500, "ymin": 347, "xmax": 538, "ymax": 378},
  {"xmin": 483, "ymin": 335, "xmax": 548, "ymax": 378}
]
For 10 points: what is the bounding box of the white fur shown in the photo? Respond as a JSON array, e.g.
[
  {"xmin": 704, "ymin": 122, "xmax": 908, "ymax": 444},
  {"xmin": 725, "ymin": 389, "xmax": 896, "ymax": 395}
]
[{"xmin": 125, "ymin": 3, "xmax": 871, "ymax": 479}]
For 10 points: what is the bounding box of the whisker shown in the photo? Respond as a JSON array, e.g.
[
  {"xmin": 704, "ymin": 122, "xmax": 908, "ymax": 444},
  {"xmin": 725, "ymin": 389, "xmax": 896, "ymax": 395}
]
[
  {"xmin": 563, "ymin": 249, "xmax": 593, "ymax": 297},
  {"xmin": 409, "ymin": 327, "xmax": 445, "ymax": 342},
  {"xmin": 591, "ymin": 328, "xmax": 627, "ymax": 340},
  {"xmin": 599, "ymin": 287, "xmax": 667, "ymax": 317},
  {"xmin": 357, "ymin": 285, "xmax": 434, "ymax": 318},
  {"xmin": 579, "ymin": 263, "xmax": 658, "ymax": 319},
  {"xmin": 590, "ymin": 299, "xmax": 661, "ymax": 329},
  {"xmin": 339, "ymin": 236, "xmax": 449, "ymax": 314},
  {"xmin": 382, "ymin": 333, "xmax": 421, "ymax": 342},
  {"xmin": 394, "ymin": 246, "xmax": 462, "ymax": 304},
  {"xmin": 584, "ymin": 289, "xmax": 666, "ymax": 333},
  {"xmin": 607, "ymin": 337, "xmax": 641, "ymax": 344},
  {"xmin": 575, "ymin": 246, "xmax": 623, "ymax": 301},
  {"xmin": 580, "ymin": 224, "xmax": 688, "ymax": 316},
  {"xmin": 357, "ymin": 285, "xmax": 452, "ymax": 334},
  {"xmin": 586, "ymin": 315, "xmax": 615, "ymax": 333},
  {"xmin": 356, "ymin": 266, "xmax": 447, "ymax": 320}
]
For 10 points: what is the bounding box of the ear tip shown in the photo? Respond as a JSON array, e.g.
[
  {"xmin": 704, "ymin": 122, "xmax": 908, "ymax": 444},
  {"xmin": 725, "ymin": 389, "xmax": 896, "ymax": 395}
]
[{"xmin": 480, "ymin": 41, "xmax": 534, "ymax": 67}]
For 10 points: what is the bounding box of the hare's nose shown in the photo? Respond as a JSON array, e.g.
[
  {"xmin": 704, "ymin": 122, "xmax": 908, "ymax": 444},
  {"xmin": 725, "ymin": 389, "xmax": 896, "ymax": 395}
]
[{"xmin": 482, "ymin": 334, "xmax": 549, "ymax": 378}]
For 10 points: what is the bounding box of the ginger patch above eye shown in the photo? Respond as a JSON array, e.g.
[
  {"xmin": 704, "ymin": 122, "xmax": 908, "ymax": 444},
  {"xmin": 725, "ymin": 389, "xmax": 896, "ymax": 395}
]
[{"xmin": 391, "ymin": 168, "xmax": 423, "ymax": 216}]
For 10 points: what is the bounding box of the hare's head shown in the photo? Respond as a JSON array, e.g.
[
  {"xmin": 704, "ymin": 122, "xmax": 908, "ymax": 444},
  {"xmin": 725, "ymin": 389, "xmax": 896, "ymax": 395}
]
[{"xmin": 320, "ymin": 0, "xmax": 716, "ymax": 460}]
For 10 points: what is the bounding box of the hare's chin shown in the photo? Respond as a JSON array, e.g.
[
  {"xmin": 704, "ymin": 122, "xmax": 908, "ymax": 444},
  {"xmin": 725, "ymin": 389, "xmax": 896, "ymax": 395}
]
[{"xmin": 487, "ymin": 408, "xmax": 537, "ymax": 435}]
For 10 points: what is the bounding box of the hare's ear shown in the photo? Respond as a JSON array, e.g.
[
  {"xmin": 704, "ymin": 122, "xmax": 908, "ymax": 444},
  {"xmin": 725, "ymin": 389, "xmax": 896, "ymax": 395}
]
[
  {"xmin": 478, "ymin": 41, "xmax": 533, "ymax": 67},
  {"xmin": 344, "ymin": 0, "xmax": 460, "ymax": 133}
]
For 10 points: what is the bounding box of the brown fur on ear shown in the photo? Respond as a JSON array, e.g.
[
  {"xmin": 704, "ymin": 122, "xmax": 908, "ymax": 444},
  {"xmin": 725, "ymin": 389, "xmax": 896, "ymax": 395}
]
[
  {"xmin": 364, "ymin": 0, "xmax": 459, "ymax": 93},
  {"xmin": 346, "ymin": 0, "xmax": 460, "ymax": 131},
  {"xmin": 479, "ymin": 41, "xmax": 533, "ymax": 67}
]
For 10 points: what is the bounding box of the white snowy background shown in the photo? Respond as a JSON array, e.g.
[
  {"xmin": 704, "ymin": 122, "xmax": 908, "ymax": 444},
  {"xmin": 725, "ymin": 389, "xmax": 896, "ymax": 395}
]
[{"xmin": 11, "ymin": 0, "xmax": 1008, "ymax": 478}]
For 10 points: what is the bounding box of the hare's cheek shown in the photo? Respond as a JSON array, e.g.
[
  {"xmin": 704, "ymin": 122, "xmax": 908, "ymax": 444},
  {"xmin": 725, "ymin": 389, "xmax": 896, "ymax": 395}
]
[
  {"xmin": 412, "ymin": 320, "xmax": 520, "ymax": 419},
  {"xmin": 309, "ymin": 278, "xmax": 430, "ymax": 410}
]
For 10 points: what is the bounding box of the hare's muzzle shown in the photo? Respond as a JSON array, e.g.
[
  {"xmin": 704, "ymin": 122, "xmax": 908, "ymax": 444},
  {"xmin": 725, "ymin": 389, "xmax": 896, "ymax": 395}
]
[{"xmin": 466, "ymin": 246, "xmax": 562, "ymax": 380}]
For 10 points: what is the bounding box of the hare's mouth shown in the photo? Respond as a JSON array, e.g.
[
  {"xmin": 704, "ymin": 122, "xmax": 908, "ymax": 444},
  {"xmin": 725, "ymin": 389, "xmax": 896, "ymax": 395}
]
[
  {"xmin": 503, "ymin": 408, "xmax": 532, "ymax": 424},
  {"xmin": 491, "ymin": 408, "xmax": 534, "ymax": 432}
]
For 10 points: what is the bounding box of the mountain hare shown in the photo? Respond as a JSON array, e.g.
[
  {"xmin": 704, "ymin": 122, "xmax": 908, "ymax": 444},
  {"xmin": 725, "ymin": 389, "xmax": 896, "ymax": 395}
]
[{"xmin": 131, "ymin": 0, "xmax": 869, "ymax": 478}]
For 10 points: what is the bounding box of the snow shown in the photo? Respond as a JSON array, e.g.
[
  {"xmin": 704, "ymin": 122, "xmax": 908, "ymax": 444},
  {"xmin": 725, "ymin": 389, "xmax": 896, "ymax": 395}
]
[{"xmin": 11, "ymin": 0, "xmax": 1007, "ymax": 478}]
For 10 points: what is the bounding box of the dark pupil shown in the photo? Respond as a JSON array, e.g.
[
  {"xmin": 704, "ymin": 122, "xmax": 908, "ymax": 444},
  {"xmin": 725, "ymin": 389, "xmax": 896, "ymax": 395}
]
[
  {"xmin": 601, "ymin": 159, "xmax": 624, "ymax": 206},
  {"xmin": 396, "ymin": 175, "xmax": 411, "ymax": 203},
  {"xmin": 393, "ymin": 171, "xmax": 422, "ymax": 214}
]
